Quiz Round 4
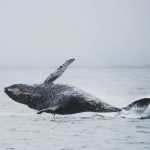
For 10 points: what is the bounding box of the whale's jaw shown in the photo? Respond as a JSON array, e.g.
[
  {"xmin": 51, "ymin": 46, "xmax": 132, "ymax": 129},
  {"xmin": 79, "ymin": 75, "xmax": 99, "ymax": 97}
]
[{"xmin": 4, "ymin": 84, "xmax": 42, "ymax": 108}]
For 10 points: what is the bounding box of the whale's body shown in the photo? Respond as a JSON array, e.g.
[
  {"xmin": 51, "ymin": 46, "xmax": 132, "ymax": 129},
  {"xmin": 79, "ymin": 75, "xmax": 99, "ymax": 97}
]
[
  {"xmin": 5, "ymin": 83, "xmax": 120, "ymax": 114},
  {"xmin": 4, "ymin": 59, "xmax": 150, "ymax": 115}
]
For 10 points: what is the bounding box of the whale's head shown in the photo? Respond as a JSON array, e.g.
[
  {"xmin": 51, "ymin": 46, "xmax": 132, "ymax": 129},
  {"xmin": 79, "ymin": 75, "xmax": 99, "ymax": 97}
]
[{"xmin": 4, "ymin": 84, "xmax": 42, "ymax": 106}]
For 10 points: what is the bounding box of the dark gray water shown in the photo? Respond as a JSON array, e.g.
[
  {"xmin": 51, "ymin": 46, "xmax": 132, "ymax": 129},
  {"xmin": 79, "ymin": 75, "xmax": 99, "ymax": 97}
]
[{"xmin": 0, "ymin": 68, "xmax": 150, "ymax": 150}]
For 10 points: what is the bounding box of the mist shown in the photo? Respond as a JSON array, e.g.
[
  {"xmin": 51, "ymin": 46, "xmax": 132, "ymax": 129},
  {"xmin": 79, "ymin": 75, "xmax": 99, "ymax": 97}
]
[{"xmin": 0, "ymin": 0, "xmax": 150, "ymax": 67}]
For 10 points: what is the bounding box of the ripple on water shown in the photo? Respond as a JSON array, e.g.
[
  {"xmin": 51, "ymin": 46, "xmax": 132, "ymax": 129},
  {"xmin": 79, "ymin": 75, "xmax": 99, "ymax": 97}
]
[
  {"xmin": 137, "ymin": 130, "xmax": 150, "ymax": 134},
  {"xmin": 136, "ymin": 125, "xmax": 149, "ymax": 129}
]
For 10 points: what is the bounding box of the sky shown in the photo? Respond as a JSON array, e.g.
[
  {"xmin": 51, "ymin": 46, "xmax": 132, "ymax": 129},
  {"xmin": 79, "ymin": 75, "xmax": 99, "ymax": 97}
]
[{"xmin": 0, "ymin": 0, "xmax": 150, "ymax": 67}]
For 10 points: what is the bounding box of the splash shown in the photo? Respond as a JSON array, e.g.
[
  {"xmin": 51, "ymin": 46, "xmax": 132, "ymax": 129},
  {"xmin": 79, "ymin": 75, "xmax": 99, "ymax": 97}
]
[{"xmin": 119, "ymin": 104, "xmax": 150, "ymax": 119}]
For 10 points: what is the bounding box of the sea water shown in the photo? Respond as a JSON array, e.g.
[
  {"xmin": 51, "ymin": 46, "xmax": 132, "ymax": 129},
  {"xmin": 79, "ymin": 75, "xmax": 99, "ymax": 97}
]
[{"xmin": 0, "ymin": 67, "xmax": 150, "ymax": 150}]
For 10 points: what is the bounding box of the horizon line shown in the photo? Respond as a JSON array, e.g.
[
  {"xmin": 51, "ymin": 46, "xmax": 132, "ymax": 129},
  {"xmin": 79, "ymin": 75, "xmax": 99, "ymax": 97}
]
[{"xmin": 0, "ymin": 65, "xmax": 150, "ymax": 69}]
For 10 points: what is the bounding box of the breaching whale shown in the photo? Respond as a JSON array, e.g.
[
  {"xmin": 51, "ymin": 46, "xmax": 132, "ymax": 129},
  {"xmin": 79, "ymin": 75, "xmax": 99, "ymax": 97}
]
[{"xmin": 4, "ymin": 59, "xmax": 150, "ymax": 115}]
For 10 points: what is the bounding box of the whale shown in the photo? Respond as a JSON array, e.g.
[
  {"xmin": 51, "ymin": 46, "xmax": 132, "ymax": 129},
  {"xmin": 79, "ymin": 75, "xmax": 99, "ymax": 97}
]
[{"xmin": 4, "ymin": 59, "xmax": 150, "ymax": 115}]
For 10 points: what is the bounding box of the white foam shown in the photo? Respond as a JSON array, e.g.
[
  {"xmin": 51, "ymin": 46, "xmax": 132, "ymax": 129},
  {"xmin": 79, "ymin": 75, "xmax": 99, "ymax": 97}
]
[{"xmin": 119, "ymin": 105, "xmax": 150, "ymax": 119}]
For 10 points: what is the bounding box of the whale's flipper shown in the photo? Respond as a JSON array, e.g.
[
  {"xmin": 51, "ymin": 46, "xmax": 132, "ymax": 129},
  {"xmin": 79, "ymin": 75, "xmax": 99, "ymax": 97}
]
[
  {"xmin": 122, "ymin": 98, "xmax": 150, "ymax": 111},
  {"xmin": 44, "ymin": 58, "xmax": 75, "ymax": 84},
  {"xmin": 37, "ymin": 107, "xmax": 56, "ymax": 115}
]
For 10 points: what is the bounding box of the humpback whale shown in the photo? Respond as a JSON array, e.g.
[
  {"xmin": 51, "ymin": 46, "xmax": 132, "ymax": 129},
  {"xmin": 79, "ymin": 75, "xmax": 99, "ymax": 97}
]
[{"xmin": 4, "ymin": 59, "xmax": 150, "ymax": 115}]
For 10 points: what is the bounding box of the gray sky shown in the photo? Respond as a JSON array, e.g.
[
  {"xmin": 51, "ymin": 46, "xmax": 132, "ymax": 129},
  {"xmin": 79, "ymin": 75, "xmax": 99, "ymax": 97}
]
[{"xmin": 0, "ymin": 0, "xmax": 150, "ymax": 67}]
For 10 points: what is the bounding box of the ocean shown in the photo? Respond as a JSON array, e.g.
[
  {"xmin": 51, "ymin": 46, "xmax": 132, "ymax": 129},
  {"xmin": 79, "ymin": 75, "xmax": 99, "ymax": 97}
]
[{"xmin": 0, "ymin": 67, "xmax": 150, "ymax": 150}]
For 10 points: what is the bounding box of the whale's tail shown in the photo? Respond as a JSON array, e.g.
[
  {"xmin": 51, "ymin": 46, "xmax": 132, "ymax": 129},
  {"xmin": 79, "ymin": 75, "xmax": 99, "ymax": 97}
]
[
  {"xmin": 119, "ymin": 98, "xmax": 150, "ymax": 119},
  {"xmin": 121, "ymin": 98, "xmax": 150, "ymax": 111}
]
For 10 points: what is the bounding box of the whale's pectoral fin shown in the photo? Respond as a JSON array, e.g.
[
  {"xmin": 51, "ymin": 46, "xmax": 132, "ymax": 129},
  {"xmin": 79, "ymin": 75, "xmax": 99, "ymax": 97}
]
[
  {"xmin": 37, "ymin": 107, "xmax": 56, "ymax": 115},
  {"xmin": 122, "ymin": 98, "xmax": 150, "ymax": 111},
  {"xmin": 44, "ymin": 58, "xmax": 75, "ymax": 84}
]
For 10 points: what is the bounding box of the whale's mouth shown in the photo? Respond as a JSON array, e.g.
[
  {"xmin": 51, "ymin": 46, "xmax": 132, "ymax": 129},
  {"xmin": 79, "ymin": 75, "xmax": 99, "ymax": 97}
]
[
  {"xmin": 4, "ymin": 87, "xmax": 15, "ymax": 101},
  {"xmin": 4, "ymin": 87, "xmax": 11, "ymax": 95},
  {"xmin": 4, "ymin": 87, "xmax": 8, "ymax": 93}
]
